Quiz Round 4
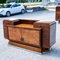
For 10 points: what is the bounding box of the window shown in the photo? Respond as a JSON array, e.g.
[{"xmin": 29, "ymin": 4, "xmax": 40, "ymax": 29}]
[
  {"xmin": 12, "ymin": 4, "xmax": 17, "ymax": 7},
  {"xmin": 4, "ymin": 4, "xmax": 11, "ymax": 8},
  {"xmin": 16, "ymin": 4, "xmax": 21, "ymax": 6}
]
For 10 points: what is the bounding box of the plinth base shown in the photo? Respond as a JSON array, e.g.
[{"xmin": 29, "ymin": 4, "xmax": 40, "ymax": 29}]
[{"xmin": 9, "ymin": 41, "xmax": 49, "ymax": 53}]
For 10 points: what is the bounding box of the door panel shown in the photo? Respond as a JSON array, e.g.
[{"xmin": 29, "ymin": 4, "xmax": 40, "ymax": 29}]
[
  {"xmin": 8, "ymin": 27, "xmax": 41, "ymax": 47},
  {"xmin": 8, "ymin": 27, "xmax": 21, "ymax": 41},
  {"xmin": 16, "ymin": 6, "xmax": 21, "ymax": 13},
  {"xmin": 22, "ymin": 28, "xmax": 41, "ymax": 47},
  {"xmin": 9, "ymin": 8, "xmax": 16, "ymax": 14}
]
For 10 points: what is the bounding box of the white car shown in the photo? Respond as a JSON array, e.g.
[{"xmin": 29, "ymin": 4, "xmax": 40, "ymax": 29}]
[{"xmin": 0, "ymin": 3, "xmax": 25, "ymax": 16}]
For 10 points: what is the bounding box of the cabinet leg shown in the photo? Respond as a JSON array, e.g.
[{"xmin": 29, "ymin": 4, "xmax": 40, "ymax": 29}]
[{"xmin": 42, "ymin": 48, "xmax": 49, "ymax": 52}]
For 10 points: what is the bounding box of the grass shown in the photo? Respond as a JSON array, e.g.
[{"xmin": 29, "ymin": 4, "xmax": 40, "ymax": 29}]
[
  {"xmin": 0, "ymin": 2, "xmax": 47, "ymax": 11},
  {"xmin": 0, "ymin": 2, "xmax": 42, "ymax": 8},
  {"xmin": 23, "ymin": 2, "xmax": 42, "ymax": 6}
]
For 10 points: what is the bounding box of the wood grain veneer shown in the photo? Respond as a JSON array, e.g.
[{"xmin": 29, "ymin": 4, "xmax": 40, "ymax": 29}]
[
  {"xmin": 56, "ymin": 6, "xmax": 60, "ymax": 23},
  {"xmin": 3, "ymin": 19, "xmax": 56, "ymax": 53}
]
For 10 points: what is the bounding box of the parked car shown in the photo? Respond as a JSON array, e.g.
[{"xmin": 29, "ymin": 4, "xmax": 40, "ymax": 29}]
[{"xmin": 0, "ymin": 3, "xmax": 25, "ymax": 16}]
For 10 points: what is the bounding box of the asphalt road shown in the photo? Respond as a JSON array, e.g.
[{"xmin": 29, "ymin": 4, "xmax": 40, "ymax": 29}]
[
  {"xmin": 0, "ymin": 10, "xmax": 55, "ymax": 20},
  {"xmin": 0, "ymin": 10, "xmax": 60, "ymax": 60}
]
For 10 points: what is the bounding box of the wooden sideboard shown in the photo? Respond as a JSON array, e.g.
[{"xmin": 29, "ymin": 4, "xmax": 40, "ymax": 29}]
[
  {"xmin": 56, "ymin": 6, "xmax": 60, "ymax": 23},
  {"xmin": 3, "ymin": 19, "xmax": 56, "ymax": 53}
]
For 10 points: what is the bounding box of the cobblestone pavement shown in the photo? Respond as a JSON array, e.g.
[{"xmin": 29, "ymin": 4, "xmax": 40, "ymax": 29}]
[{"xmin": 0, "ymin": 10, "xmax": 60, "ymax": 60}]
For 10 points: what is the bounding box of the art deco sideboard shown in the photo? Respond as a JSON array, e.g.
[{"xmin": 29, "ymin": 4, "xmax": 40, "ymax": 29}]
[
  {"xmin": 56, "ymin": 6, "xmax": 60, "ymax": 22},
  {"xmin": 3, "ymin": 19, "xmax": 56, "ymax": 53}
]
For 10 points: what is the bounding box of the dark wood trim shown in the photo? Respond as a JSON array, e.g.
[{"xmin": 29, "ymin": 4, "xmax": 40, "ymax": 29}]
[
  {"xmin": 7, "ymin": 25, "xmax": 41, "ymax": 31},
  {"xmin": 9, "ymin": 41, "xmax": 49, "ymax": 53},
  {"xmin": 8, "ymin": 39, "xmax": 41, "ymax": 48}
]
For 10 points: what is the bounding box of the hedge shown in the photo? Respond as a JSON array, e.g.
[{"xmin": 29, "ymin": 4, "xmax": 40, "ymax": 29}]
[{"xmin": 0, "ymin": 0, "xmax": 7, "ymax": 3}]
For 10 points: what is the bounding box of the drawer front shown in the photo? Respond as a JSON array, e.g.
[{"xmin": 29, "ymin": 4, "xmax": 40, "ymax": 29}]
[
  {"xmin": 8, "ymin": 27, "xmax": 21, "ymax": 41},
  {"xmin": 21, "ymin": 28, "xmax": 41, "ymax": 47}
]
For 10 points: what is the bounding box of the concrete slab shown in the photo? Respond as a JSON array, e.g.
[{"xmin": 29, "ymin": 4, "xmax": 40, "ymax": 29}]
[{"xmin": 0, "ymin": 10, "xmax": 60, "ymax": 60}]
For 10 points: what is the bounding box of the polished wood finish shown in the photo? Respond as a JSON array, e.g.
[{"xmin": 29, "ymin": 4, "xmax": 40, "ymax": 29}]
[
  {"xmin": 34, "ymin": 21, "xmax": 56, "ymax": 49},
  {"xmin": 3, "ymin": 19, "xmax": 37, "ymax": 39},
  {"xmin": 56, "ymin": 6, "xmax": 60, "ymax": 22},
  {"xmin": 9, "ymin": 41, "xmax": 49, "ymax": 53},
  {"xmin": 9, "ymin": 41, "xmax": 42, "ymax": 52},
  {"xmin": 8, "ymin": 26, "xmax": 41, "ymax": 48},
  {"xmin": 3, "ymin": 19, "xmax": 56, "ymax": 53}
]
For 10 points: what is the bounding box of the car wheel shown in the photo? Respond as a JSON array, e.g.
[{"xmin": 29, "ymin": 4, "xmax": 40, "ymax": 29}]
[
  {"xmin": 21, "ymin": 9, "xmax": 25, "ymax": 14},
  {"xmin": 6, "ymin": 11, "xmax": 11, "ymax": 17}
]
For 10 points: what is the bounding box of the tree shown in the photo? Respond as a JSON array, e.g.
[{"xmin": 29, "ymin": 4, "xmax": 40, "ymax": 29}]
[
  {"xmin": 0, "ymin": 0, "xmax": 7, "ymax": 3},
  {"xmin": 6, "ymin": 0, "xmax": 42, "ymax": 3},
  {"xmin": 6, "ymin": 0, "xmax": 27, "ymax": 3}
]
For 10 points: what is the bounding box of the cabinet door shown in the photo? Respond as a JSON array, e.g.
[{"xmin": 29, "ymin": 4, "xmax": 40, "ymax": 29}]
[
  {"xmin": 22, "ymin": 28, "xmax": 41, "ymax": 47},
  {"xmin": 8, "ymin": 27, "xmax": 21, "ymax": 42}
]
